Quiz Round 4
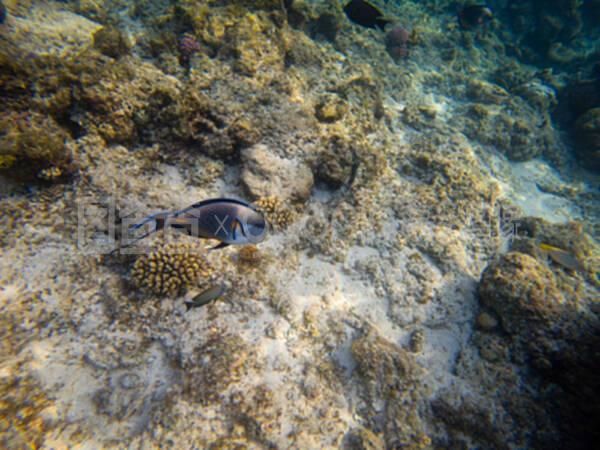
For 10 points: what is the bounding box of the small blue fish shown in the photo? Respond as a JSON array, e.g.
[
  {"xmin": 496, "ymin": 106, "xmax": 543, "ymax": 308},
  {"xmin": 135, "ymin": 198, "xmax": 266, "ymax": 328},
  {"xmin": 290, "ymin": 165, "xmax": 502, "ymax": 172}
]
[
  {"xmin": 120, "ymin": 198, "xmax": 267, "ymax": 251},
  {"xmin": 0, "ymin": 1, "xmax": 6, "ymax": 24}
]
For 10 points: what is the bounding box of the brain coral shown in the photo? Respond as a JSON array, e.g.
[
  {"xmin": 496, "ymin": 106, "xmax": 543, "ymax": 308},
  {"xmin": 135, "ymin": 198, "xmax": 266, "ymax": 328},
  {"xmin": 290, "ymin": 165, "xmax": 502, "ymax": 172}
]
[{"xmin": 131, "ymin": 242, "xmax": 213, "ymax": 296}]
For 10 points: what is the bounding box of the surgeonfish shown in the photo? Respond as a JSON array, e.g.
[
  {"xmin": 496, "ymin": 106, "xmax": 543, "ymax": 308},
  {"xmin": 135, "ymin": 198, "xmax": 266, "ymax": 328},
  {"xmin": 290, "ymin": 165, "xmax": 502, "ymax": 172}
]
[
  {"xmin": 344, "ymin": 0, "xmax": 392, "ymax": 30},
  {"xmin": 122, "ymin": 198, "xmax": 267, "ymax": 251},
  {"xmin": 185, "ymin": 283, "xmax": 226, "ymax": 311}
]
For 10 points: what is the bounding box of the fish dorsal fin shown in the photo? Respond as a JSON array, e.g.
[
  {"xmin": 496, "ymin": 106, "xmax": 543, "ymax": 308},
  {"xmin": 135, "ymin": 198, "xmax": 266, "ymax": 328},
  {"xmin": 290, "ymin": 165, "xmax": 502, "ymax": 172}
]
[{"xmin": 187, "ymin": 197, "xmax": 253, "ymax": 210}]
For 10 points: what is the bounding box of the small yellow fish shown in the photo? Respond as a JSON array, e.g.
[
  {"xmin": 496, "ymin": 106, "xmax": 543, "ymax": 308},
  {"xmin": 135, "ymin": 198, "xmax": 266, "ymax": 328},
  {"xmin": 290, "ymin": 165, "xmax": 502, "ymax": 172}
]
[
  {"xmin": 538, "ymin": 243, "xmax": 585, "ymax": 273},
  {"xmin": 538, "ymin": 243, "xmax": 564, "ymax": 253}
]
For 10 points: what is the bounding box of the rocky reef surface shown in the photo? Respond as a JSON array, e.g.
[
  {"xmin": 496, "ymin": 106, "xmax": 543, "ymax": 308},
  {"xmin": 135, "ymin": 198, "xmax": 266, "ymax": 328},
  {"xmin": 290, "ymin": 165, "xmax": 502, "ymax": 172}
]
[{"xmin": 0, "ymin": 1, "xmax": 598, "ymax": 448}]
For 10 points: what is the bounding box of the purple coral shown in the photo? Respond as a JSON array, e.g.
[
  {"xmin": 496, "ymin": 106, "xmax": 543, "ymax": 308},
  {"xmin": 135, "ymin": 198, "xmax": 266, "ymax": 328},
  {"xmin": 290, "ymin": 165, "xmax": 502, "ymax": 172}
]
[
  {"xmin": 386, "ymin": 26, "xmax": 411, "ymax": 61},
  {"xmin": 178, "ymin": 33, "xmax": 202, "ymax": 65}
]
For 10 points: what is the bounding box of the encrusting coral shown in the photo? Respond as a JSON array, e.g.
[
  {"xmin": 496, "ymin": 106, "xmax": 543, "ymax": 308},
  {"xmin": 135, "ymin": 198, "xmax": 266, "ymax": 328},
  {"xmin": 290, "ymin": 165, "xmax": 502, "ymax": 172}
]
[
  {"xmin": 237, "ymin": 244, "xmax": 262, "ymax": 265},
  {"xmin": 131, "ymin": 242, "xmax": 213, "ymax": 296},
  {"xmin": 0, "ymin": 111, "xmax": 72, "ymax": 177}
]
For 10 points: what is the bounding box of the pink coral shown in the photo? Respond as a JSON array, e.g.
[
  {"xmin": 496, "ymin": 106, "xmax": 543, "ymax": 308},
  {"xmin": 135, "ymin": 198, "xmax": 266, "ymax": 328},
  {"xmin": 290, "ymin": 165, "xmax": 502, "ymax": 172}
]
[
  {"xmin": 178, "ymin": 33, "xmax": 202, "ymax": 65},
  {"xmin": 386, "ymin": 26, "xmax": 410, "ymax": 61}
]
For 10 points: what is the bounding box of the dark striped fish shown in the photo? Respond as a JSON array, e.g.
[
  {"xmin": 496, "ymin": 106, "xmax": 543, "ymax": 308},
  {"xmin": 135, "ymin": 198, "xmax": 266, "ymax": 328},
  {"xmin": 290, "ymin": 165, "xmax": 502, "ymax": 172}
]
[
  {"xmin": 121, "ymin": 198, "xmax": 267, "ymax": 251},
  {"xmin": 185, "ymin": 283, "xmax": 226, "ymax": 311}
]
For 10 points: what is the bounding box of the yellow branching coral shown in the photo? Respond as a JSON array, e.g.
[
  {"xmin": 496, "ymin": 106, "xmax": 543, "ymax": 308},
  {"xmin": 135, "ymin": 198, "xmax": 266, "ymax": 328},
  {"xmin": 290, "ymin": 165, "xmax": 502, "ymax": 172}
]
[
  {"xmin": 131, "ymin": 242, "xmax": 213, "ymax": 295},
  {"xmin": 254, "ymin": 196, "xmax": 293, "ymax": 231}
]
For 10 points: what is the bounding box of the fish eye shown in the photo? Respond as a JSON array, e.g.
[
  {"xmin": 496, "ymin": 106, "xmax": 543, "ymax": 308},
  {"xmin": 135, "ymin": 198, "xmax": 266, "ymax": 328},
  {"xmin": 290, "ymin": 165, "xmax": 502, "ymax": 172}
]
[{"xmin": 247, "ymin": 221, "xmax": 265, "ymax": 236}]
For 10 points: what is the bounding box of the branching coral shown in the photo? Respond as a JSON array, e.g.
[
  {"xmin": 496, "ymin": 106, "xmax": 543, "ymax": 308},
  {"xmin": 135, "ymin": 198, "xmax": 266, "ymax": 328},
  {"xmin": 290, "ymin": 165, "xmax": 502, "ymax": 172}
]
[
  {"xmin": 254, "ymin": 196, "xmax": 294, "ymax": 230},
  {"xmin": 131, "ymin": 242, "xmax": 213, "ymax": 296}
]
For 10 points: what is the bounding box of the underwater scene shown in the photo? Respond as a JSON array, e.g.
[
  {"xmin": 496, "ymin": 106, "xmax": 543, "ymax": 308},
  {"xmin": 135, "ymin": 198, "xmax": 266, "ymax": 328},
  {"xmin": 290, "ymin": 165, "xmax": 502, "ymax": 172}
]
[{"xmin": 0, "ymin": 0, "xmax": 599, "ymax": 448}]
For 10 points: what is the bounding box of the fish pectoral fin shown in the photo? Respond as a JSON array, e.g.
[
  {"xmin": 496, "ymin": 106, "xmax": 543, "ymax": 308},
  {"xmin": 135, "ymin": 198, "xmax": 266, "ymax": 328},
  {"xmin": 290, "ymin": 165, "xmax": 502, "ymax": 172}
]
[
  {"xmin": 184, "ymin": 302, "xmax": 194, "ymax": 312},
  {"xmin": 210, "ymin": 241, "xmax": 230, "ymax": 250},
  {"xmin": 231, "ymin": 218, "xmax": 246, "ymax": 240}
]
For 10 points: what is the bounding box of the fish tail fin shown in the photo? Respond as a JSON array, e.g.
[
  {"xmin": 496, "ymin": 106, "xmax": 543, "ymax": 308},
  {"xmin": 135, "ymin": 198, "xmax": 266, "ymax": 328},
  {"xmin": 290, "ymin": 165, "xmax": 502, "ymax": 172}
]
[{"xmin": 109, "ymin": 212, "xmax": 173, "ymax": 254}]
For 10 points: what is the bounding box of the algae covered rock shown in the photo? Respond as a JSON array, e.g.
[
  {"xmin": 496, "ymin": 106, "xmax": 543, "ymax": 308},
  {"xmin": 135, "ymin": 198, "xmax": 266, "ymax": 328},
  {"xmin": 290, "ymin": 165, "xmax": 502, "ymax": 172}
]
[
  {"xmin": 181, "ymin": 331, "xmax": 250, "ymax": 405},
  {"xmin": 315, "ymin": 93, "xmax": 348, "ymax": 123},
  {"xmin": 203, "ymin": 9, "xmax": 286, "ymax": 76},
  {"xmin": 479, "ymin": 252, "xmax": 564, "ymax": 335},
  {"xmin": 241, "ymin": 144, "xmax": 313, "ymax": 202},
  {"xmin": 351, "ymin": 331, "xmax": 429, "ymax": 449},
  {"xmin": 464, "ymin": 107, "xmax": 548, "ymax": 161},
  {"xmin": 0, "ymin": 111, "xmax": 71, "ymax": 177},
  {"xmin": 93, "ymin": 26, "xmax": 131, "ymax": 59},
  {"xmin": 573, "ymin": 107, "xmax": 600, "ymax": 172},
  {"xmin": 477, "ymin": 249, "xmax": 600, "ymax": 448},
  {"xmin": 316, "ymin": 134, "xmax": 357, "ymax": 188},
  {"xmin": 179, "ymin": 91, "xmax": 259, "ymax": 160},
  {"xmin": 4, "ymin": 2, "xmax": 102, "ymax": 60}
]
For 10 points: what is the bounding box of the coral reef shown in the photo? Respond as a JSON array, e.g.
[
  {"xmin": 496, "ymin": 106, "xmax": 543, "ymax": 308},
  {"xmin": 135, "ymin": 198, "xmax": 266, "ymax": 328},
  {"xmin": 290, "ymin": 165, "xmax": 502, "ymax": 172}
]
[
  {"xmin": 554, "ymin": 76, "xmax": 600, "ymax": 171},
  {"xmin": 0, "ymin": 111, "xmax": 72, "ymax": 179},
  {"xmin": 505, "ymin": 0, "xmax": 593, "ymax": 65},
  {"xmin": 131, "ymin": 242, "xmax": 213, "ymax": 296},
  {"xmin": 316, "ymin": 134, "xmax": 357, "ymax": 188},
  {"xmin": 180, "ymin": 330, "xmax": 250, "ymax": 405},
  {"xmin": 479, "ymin": 252, "xmax": 564, "ymax": 334},
  {"xmin": 241, "ymin": 144, "xmax": 313, "ymax": 202},
  {"xmin": 315, "ymin": 93, "xmax": 348, "ymax": 123},
  {"xmin": 177, "ymin": 33, "xmax": 203, "ymax": 66},
  {"xmin": 351, "ymin": 330, "xmax": 429, "ymax": 449},
  {"xmin": 477, "ymin": 248, "xmax": 600, "ymax": 448},
  {"xmin": 92, "ymin": 26, "xmax": 131, "ymax": 59},
  {"xmin": 0, "ymin": 0, "xmax": 598, "ymax": 448},
  {"xmin": 178, "ymin": 90, "xmax": 260, "ymax": 160},
  {"xmin": 573, "ymin": 107, "xmax": 600, "ymax": 171},
  {"xmin": 460, "ymin": 79, "xmax": 557, "ymax": 162},
  {"xmin": 253, "ymin": 195, "xmax": 294, "ymax": 230},
  {"xmin": 386, "ymin": 25, "xmax": 411, "ymax": 61},
  {"xmin": 237, "ymin": 244, "xmax": 262, "ymax": 265}
]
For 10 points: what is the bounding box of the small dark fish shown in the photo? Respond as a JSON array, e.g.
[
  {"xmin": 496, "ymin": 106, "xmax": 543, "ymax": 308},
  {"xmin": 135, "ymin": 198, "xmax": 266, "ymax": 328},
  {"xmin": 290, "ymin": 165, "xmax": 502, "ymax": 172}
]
[
  {"xmin": 344, "ymin": 0, "xmax": 391, "ymax": 30},
  {"xmin": 120, "ymin": 198, "xmax": 267, "ymax": 251},
  {"xmin": 185, "ymin": 283, "xmax": 225, "ymax": 311},
  {"xmin": 0, "ymin": 1, "xmax": 6, "ymax": 25},
  {"xmin": 458, "ymin": 4, "xmax": 493, "ymax": 29}
]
